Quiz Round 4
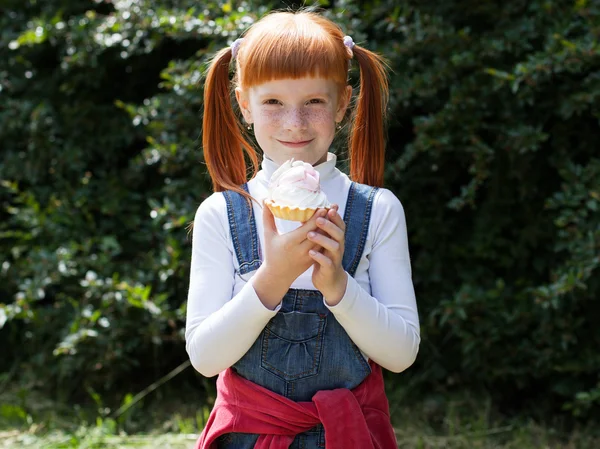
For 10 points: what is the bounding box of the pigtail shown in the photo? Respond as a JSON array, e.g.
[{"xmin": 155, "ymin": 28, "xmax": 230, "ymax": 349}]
[
  {"xmin": 348, "ymin": 46, "xmax": 389, "ymax": 187},
  {"xmin": 202, "ymin": 47, "xmax": 258, "ymax": 197}
]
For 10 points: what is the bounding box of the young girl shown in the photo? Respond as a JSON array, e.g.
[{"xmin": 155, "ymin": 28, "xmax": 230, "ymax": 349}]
[{"xmin": 186, "ymin": 10, "xmax": 420, "ymax": 449}]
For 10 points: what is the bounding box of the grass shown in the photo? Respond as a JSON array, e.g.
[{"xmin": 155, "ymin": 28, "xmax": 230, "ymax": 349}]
[
  {"xmin": 0, "ymin": 428, "xmax": 196, "ymax": 449},
  {"xmin": 1, "ymin": 381, "xmax": 598, "ymax": 448},
  {"xmin": 1, "ymin": 417, "xmax": 598, "ymax": 449}
]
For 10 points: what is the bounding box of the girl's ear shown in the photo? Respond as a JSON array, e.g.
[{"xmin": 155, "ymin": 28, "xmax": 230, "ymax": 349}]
[
  {"xmin": 235, "ymin": 87, "xmax": 253, "ymax": 124},
  {"xmin": 335, "ymin": 85, "xmax": 353, "ymax": 123}
]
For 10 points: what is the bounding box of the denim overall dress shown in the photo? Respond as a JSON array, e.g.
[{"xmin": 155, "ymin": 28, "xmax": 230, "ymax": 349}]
[{"xmin": 217, "ymin": 182, "xmax": 379, "ymax": 449}]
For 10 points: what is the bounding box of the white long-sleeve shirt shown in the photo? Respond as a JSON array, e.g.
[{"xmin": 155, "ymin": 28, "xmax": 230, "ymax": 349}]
[{"xmin": 185, "ymin": 153, "xmax": 420, "ymax": 378}]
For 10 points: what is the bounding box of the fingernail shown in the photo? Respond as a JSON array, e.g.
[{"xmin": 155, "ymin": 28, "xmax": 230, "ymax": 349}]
[
  {"xmin": 317, "ymin": 218, "xmax": 325, "ymax": 225},
  {"xmin": 308, "ymin": 232, "xmax": 316, "ymax": 238}
]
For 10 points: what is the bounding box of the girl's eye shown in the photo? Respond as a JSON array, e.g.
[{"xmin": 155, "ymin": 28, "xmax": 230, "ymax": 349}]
[
  {"xmin": 308, "ymin": 99, "xmax": 324, "ymax": 104},
  {"xmin": 264, "ymin": 99, "xmax": 281, "ymax": 105}
]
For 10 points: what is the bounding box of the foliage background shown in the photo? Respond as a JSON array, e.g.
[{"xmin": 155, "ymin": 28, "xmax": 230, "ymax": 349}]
[{"xmin": 1, "ymin": 0, "xmax": 599, "ymax": 430}]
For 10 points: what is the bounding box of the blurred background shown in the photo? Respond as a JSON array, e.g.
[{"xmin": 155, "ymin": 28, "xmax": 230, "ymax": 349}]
[{"xmin": 1, "ymin": 0, "xmax": 599, "ymax": 448}]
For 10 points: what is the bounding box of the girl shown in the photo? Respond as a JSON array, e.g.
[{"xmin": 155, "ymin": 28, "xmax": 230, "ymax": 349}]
[{"xmin": 186, "ymin": 10, "xmax": 420, "ymax": 449}]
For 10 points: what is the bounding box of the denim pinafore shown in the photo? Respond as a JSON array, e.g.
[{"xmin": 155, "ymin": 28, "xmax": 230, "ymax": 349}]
[{"xmin": 217, "ymin": 182, "xmax": 378, "ymax": 449}]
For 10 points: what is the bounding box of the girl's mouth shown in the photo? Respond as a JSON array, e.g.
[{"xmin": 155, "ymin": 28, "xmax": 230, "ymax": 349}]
[{"xmin": 277, "ymin": 139, "xmax": 314, "ymax": 148}]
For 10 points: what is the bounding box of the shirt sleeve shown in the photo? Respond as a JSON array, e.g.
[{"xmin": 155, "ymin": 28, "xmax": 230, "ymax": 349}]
[
  {"xmin": 185, "ymin": 193, "xmax": 278, "ymax": 378},
  {"xmin": 325, "ymin": 188, "xmax": 421, "ymax": 373}
]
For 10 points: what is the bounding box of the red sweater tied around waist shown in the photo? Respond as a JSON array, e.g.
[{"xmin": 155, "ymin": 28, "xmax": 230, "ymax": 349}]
[{"xmin": 195, "ymin": 361, "xmax": 397, "ymax": 449}]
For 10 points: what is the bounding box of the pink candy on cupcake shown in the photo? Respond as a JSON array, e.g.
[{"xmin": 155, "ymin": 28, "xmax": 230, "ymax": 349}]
[{"xmin": 266, "ymin": 159, "xmax": 330, "ymax": 222}]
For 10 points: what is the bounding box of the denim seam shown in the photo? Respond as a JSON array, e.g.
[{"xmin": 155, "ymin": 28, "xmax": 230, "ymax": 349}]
[
  {"xmin": 264, "ymin": 312, "xmax": 324, "ymax": 342},
  {"xmin": 242, "ymin": 183, "xmax": 261, "ymax": 269},
  {"xmin": 223, "ymin": 191, "xmax": 245, "ymax": 269},
  {"xmin": 261, "ymin": 326, "xmax": 271, "ymax": 362},
  {"xmin": 297, "ymin": 293, "xmax": 304, "ymax": 311},
  {"xmin": 263, "ymin": 330, "xmax": 321, "ymax": 344},
  {"xmin": 350, "ymin": 337, "xmax": 372, "ymax": 375},
  {"xmin": 341, "ymin": 183, "xmax": 356, "ymax": 274},
  {"xmin": 350, "ymin": 186, "xmax": 369, "ymax": 275},
  {"xmin": 287, "ymin": 288, "xmax": 323, "ymax": 297},
  {"xmin": 342, "ymin": 182, "xmax": 356, "ymax": 231},
  {"xmin": 348, "ymin": 186, "xmax": 378, "ymax": 277}
]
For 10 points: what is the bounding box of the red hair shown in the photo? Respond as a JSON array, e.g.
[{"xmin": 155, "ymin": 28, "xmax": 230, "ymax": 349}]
[{"xmin": 202, "ymin": 10, "xmax": 389, "ymax": 195}]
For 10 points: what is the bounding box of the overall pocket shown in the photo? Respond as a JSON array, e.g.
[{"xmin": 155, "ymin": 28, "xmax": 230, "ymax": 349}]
[{"xmin": 261, "ymin": 311, "xmax": 327, "ymax": 381}]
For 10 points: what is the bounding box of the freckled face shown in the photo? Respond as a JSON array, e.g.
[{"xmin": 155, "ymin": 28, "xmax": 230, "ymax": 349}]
[{"xmin": 236, "ymin": 77, "xmax": 351, "ymax": 166}]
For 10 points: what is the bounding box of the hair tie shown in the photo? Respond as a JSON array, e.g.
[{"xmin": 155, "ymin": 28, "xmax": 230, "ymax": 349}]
[
  {"xmin": 343, "ymin": 35, "xmax": 355, "ymax": 56},
  {"xmin": 231, "ymin": 38, "xmax": 244, "ymax": 59}
]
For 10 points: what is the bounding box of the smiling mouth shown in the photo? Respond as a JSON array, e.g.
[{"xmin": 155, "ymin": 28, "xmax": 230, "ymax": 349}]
[{"xmin": 277, "ymin": 139, "xmax": 314, "ymax": 148}]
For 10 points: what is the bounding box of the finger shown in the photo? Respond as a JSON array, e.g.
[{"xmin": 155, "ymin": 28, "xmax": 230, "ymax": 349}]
[
  {"xmin": 327, "ymin": 207, "xmax": 346, "ymax": 232},
  {"xmin": 298, "ymin": 237, "xmax": 322, "ymax": 254},
  {"xmin": 289, "ymin": 208, "xmax": 328, "ymax": 242},
  {"xmin": 309, "ymin": 249, "xmax": 334, "ymax": 269},
  {"xmin": 299, "ymin": 207, "xmax": 328, "ymax": 224},
  {"xmin": 315, "ymin": 216, "xmax": 344, "ymax": 243},
  {"xmin": 307, "ymin": 231, "xmax": 340, "ymax": 254},
  {"xmin": 262, "ymin": 200, "xmax": 278, "ymax": 238}
]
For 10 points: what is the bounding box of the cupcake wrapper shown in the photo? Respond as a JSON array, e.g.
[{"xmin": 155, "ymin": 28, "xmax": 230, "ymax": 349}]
[{"xmin": 266, "ymin": 201, "xmax": 320, "ymax": 222}]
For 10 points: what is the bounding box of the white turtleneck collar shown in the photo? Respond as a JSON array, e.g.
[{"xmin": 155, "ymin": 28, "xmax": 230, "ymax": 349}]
[{"xmin": 258, "ymin": 152, "xmax": 338, "ymax": 186}]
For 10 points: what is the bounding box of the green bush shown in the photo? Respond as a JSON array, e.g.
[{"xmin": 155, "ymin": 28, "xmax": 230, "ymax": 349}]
[{"xmin": 1, "ymin": 0, "xmax": 599, "ymax": 420}]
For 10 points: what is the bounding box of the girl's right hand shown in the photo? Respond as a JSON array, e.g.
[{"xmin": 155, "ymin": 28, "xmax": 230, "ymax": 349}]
[{"xmin": 251, "ymin": 202, "xmax": 327, "ymax": 309}]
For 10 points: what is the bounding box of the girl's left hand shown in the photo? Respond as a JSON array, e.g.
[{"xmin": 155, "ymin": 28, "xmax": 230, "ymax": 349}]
[{"xmin": 307, "ymin": 205, "xmax": 347, "ymax": 306}]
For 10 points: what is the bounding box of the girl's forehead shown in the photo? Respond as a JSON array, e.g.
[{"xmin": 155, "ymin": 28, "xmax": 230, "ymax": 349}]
[{"xmin": 249, "ymin": 77, "xmax": 339, "ymax": 96}]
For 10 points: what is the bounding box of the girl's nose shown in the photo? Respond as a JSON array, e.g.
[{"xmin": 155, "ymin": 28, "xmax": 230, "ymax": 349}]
[{"xmin": 283, "ymin": 108, "xmax": 308, "ymax": 130}]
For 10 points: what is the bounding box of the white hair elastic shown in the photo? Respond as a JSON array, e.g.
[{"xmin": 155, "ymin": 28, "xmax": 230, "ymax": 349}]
[{"xmin": 231, "ymin": 38, "xmax": 244, "ymax": 59}]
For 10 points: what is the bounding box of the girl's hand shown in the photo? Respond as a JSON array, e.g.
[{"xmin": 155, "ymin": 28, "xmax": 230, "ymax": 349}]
[
  {"xmin": 307, "ymin": 205, "xmax": 348, "ymax": 306},
  {"xmin": 252, "ymin": 202, "xmax": 328, "ymax": 310}
]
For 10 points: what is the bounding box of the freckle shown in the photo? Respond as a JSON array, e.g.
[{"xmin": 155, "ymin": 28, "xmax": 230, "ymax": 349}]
[
  {"xmin": 302, "ymin": 109, "xmax": 334, "ymax": 124},
  {"xmin": 260, "ymin": 107, "xmax": 335, "ymax": 125},
  {"xmin": 261, "ymin": 110, "xmax": 281, "ymax": 121}
]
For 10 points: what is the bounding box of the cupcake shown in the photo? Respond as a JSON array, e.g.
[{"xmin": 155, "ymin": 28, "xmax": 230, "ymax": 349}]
[{"xmin": 265, "ymin": 159, "xmax": 330, "ymax": 222}]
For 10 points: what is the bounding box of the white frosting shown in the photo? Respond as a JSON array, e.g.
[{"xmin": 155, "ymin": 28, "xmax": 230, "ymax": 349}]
[
  {"xmin": 270, "ymin": 185, "xmax": 329, "ymax": 209},
  {"xmin": 268, "ymin": 159, "xmax": 330, "ymax": 209}
]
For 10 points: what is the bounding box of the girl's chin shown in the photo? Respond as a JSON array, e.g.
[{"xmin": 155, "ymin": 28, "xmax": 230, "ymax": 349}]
[{"xmin": 265, "ymin": 151, "xmax": 328, "ymax": 167}]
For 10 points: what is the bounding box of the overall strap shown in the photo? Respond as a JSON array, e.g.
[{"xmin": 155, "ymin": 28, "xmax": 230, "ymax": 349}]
[
  {"xmin": 222, "ymin": 184, "xmax": 262, "ymax": 275},
  {"xmin": 341, "ymin": 182, "xmax": 379, "ymax": 278}
]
